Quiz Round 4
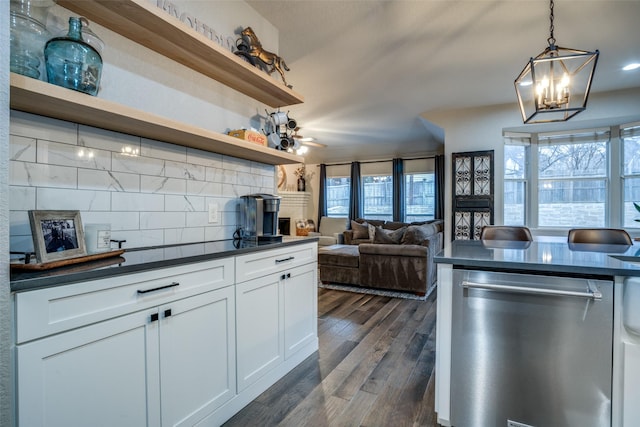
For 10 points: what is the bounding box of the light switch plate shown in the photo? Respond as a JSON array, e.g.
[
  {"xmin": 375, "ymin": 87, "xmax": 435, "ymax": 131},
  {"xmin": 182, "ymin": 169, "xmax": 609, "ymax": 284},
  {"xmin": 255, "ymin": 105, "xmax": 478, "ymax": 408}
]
[{"xmin": 208, "ymin": 203, "xmax": 219, "ymax": 223}]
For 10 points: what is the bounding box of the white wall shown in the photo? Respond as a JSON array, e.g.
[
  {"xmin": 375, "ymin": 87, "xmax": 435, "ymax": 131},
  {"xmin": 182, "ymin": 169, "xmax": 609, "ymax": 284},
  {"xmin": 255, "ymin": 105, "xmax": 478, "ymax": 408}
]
[{"xmin": 424, "ymin": 87, "xmax": 640, "ymax": 243}]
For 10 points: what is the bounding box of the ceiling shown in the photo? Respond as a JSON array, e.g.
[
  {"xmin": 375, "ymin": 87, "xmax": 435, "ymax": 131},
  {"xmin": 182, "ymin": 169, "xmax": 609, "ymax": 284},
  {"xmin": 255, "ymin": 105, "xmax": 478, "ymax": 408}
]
[{"xmin": 246, "ymin": 0, "xmax": 640, "ymax": 164}]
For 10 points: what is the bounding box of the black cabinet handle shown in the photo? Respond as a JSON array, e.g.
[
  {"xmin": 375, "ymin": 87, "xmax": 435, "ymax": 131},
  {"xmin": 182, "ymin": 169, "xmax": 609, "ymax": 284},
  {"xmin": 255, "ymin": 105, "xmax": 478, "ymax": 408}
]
[
  {"xmin": 287, "ymin": 273, "xmax": 291, "ymax": 279},
  {"xmin": 137, "ymin": 282, "xmax": 180, "ymax": 294},
  {"xmin": 275, "ymin": 256, "xmax": 294, "ymax": 264},
  {"xmin": 164, "ymin": 309, "xmax": 172, "ymax": 318},
  {"xmin": 281, "ymin": 274, "xmax": 286, "ymax": 280},
  {"xmin": 150, "ymin": 313, "xmax": 159, "ymax": 322}
]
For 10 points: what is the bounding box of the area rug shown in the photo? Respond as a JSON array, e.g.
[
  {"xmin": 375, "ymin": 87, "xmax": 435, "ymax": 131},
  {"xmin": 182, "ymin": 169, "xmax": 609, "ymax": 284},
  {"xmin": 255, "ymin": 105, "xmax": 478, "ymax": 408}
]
[{"xmin": 318, "ymin": 281, "xmax": 435, "ymax": 301}]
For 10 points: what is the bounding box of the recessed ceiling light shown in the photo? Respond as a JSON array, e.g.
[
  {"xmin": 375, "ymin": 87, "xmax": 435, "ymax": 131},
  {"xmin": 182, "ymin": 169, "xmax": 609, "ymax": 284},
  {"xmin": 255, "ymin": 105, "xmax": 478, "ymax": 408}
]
[{"xmin": 623, "ymin": 63, "xmax": 640, "ymax": 71}]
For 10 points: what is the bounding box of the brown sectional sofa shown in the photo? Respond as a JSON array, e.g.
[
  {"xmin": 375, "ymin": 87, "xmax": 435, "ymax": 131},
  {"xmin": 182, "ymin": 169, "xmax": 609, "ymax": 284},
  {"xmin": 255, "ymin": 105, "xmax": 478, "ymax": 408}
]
[{"xmin": 318, "ymin": 218, "xmax": 444, "ymax": 296}]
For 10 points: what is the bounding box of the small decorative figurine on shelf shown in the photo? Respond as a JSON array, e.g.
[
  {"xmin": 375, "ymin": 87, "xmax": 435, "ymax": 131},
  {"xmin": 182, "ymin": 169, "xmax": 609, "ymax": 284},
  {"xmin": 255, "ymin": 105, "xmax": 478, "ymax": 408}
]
[{"xmin": 235, "ymin": 26, "xmax": 291, "ymax": 88}]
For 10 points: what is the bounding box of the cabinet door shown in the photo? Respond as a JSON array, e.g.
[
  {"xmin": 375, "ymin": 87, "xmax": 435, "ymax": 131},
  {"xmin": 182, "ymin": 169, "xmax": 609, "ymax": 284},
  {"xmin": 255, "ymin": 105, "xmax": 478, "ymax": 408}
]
[
  {"xmin": 17, "ymin": 309, "xmax": 160, "ymax": 427},
  {"xmin": 236, "ymin": 274, "xmax": 283, "ymax": 391},
  {"xmin": 283, "ymin": 263, "xmax": 318, "ymax": 359},
  {"xmin": 159, "ymin": 286, "xmax": 236, "ymax": 427}
]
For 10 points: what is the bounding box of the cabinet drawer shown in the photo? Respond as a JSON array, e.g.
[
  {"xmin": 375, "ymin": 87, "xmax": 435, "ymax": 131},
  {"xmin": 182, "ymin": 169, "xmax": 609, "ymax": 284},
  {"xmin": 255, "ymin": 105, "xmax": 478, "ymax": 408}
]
[
  {"xmin": 15, "ymin": 257, "xmax": 234, "ymax": 343},
  {"xmin": 235, "ymin": 242, "xmax": 317, "ymax": 283}
]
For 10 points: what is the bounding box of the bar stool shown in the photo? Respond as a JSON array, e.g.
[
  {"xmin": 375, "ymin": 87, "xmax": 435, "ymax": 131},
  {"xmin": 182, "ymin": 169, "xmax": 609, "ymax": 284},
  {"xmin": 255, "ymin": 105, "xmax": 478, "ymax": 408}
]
[
  {"xmin": 567, "ymin": 228, "xmax": 632, "ymax": 245},
  {"xmin": 480, "ymin": 225, "xmax": 533, "ymax": 242}
]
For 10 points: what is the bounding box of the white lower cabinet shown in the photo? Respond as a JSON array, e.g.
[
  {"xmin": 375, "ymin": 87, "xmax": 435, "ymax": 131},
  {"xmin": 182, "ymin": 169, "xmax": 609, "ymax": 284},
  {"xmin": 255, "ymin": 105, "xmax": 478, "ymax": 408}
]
[
  {"xmin": 14, "ymin": 243, "xmax": 318, "ymax": 427},
  {"xmin": 283, "ymin": 265, "xmax": 317, "ymax": 360},
  {"xmin": 16, "ymin": 286, "xmax": 236, "ymax": 427},
  {"xmin": 236, "ymin": 273, "xmax": 284, "ymax": 391}
]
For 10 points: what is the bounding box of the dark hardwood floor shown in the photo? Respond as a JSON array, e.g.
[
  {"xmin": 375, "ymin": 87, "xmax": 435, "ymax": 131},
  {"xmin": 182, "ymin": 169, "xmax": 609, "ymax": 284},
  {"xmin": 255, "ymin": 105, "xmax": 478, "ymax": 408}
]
[{"xmin": 223, "ymin": 288, "xmax": 439, "ymax": 427}]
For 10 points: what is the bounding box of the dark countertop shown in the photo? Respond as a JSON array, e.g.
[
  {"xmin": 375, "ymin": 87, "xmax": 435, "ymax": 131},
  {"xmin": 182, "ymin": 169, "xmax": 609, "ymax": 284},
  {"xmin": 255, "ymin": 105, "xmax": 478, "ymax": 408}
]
[
  {"xmin": 435, "ymin": 237, "xmax": 640, "ymax": 277},
  {"xmin": 10, "ymin": 237, "xmax": 318, "ymax": 292}
]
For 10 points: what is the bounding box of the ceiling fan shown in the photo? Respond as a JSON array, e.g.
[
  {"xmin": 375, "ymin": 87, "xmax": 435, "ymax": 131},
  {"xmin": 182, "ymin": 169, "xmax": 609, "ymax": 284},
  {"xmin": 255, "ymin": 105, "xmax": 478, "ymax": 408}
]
[{"xmin": 291, "ymin": 127, "xmax": 327, "ymax": 148}]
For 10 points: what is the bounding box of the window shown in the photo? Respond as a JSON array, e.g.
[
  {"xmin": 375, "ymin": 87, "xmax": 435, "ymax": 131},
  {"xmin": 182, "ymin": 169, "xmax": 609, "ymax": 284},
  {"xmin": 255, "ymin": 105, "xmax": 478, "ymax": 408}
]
[
  {"xmin": 537, "ymin": 131, "xmax": 608, "ymax": 227},
  {"xmin": 404, "ymin": 158, "xmax": 435, "ymax": 222},
  {"xmin": 362, "ymin": 162, "xmax": 392, "ymax": 221},
  {"xmin": 623, "ymin": 124, "xmax": 640, "ymax": 228},
  {"xmin": 504, "ymin": 139, "xmax": 527, "ymax": 226},
  {"xmin": 504, "ymin": 127, "xmax": 622, "ymax": 229},
  {"xmin": 325, "ymin": 164, "xmax": 350, "ymax": 218}
]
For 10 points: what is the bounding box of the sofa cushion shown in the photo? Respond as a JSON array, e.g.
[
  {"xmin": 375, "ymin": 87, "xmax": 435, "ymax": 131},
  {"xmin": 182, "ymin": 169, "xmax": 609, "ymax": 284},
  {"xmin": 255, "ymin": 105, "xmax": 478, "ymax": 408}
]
[
  {"xmin": 373, "ymin": 226, "xmax": 406, "ymax": 244},
  {"xmin": 318, "ymin": 245, "xmax": 360, "ymax": 268},
  {"xmin": 401, "ymin": 223, "xmax": 438, "ymax": 245},
  {"xmin": 382, "ymin": 221, "xmax": 409, "ymax": 230},
  {"xmin": 351, "ymin": 220, "xmax": 370, "ymax": 239},
  {"xmin": 358, "ymin": 243, "xmax": 427, "ymax": 257}
]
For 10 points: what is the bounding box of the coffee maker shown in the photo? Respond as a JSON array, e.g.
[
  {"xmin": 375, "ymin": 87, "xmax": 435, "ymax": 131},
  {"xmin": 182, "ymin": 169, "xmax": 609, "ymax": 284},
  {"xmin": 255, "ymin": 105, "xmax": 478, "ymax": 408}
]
[{"xmin": 239, "ymin": 194, "xmax": 283, "ymax": 243}]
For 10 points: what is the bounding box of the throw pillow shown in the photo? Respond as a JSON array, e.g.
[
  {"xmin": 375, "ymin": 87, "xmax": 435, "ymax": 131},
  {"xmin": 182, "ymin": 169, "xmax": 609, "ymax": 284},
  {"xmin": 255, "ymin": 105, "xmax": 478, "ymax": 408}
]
[
  {"xmin": 368, "ymin": 223, "xmax": 376, "ymax": 241},
  {"xmin": 402, "ymin": 223, "xmax": 437, "ymax": 245},
  {"xmin": 351, "ymin": 220, "xmax": 370, "ymax": 239},
  {"xmin": 373, "ymin": 226, "xmax": 406, "ymax": 244}
]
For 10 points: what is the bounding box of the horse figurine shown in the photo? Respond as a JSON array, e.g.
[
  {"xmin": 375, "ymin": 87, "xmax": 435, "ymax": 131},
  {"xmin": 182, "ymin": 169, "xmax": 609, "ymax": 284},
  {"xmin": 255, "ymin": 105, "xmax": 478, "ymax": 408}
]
[{"xmin": 239, "ymin": 27, "xmax": 291, "ymax": 87}]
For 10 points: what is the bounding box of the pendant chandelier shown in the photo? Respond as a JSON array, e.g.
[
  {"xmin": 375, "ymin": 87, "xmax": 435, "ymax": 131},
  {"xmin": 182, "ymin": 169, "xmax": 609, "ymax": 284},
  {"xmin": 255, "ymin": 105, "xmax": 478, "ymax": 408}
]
[{"xmin": 514, "ymin": 0, "xmax": 599, "ymax": 124}]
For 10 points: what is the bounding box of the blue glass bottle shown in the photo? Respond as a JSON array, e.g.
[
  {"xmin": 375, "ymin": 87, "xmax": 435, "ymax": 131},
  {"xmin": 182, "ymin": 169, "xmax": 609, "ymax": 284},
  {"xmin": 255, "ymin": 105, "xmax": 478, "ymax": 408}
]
[{"xmin": 45, "ymin": 17, "xmax": 102, "ymax": 96}]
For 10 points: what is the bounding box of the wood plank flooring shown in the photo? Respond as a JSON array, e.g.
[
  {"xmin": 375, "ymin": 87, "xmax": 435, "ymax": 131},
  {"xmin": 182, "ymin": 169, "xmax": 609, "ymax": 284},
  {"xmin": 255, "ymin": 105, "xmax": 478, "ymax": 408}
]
[{"xmin": 223, "ymin": 288, "xmax": 439, "ymax": 427}]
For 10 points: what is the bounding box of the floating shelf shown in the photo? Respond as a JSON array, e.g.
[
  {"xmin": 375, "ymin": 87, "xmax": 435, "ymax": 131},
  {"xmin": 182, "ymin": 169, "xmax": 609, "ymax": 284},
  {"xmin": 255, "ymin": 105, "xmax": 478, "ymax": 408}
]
[
  {"xmin": 10, "ymin": 73, "xmax": 304, "ymax": 165},
  {"xmin": 57, "ymin": 0, "xmax": 304, "ymax": 108}
]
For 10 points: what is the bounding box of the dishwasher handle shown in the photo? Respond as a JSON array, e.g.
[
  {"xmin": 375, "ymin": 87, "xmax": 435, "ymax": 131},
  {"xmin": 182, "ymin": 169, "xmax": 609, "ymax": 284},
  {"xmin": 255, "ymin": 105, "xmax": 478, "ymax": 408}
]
[{"xmin": 461, "ymin": 280, "xmax": 602, "ymax": 300}]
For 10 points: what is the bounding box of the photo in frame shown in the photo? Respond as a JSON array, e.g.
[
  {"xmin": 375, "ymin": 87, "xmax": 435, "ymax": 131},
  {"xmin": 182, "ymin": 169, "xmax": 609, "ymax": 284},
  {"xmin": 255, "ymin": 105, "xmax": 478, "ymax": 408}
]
[{"xmin": 28, "ymin": 210, "xmax": 87, "ymax": 263}]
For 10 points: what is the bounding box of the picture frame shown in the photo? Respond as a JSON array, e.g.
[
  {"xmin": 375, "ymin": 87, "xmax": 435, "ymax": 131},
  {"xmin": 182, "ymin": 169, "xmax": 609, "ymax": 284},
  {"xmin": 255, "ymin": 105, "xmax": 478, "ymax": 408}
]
[{"xmin": 28, "ymin": 210, "xmax": 87, "ymax": 263}]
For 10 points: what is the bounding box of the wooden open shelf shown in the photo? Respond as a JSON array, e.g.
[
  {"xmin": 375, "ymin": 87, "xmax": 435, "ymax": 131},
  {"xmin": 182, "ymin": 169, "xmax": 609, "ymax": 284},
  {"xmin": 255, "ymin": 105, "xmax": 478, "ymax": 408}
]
[
  {"xmin": 57, "ymin": 0, "xmax": 304, "ymax": 108},
  {"xmin": 10, "ymin": 73, "xmax": 304, "ymax": 165}
]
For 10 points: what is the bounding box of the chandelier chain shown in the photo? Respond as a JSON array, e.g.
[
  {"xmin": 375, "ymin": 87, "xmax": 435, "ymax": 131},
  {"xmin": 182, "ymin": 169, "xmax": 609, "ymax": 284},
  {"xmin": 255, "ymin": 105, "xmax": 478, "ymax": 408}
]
[{"xmin": 548, "ymin": 0, "xmax": 556, "ymax": 46}]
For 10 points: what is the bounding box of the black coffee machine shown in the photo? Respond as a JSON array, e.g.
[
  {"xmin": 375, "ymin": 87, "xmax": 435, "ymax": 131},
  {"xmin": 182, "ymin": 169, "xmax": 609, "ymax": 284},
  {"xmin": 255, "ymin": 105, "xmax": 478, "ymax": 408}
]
[{"xmin": 238, "ymin": 194, "xmax": 283, "ymax": 243}]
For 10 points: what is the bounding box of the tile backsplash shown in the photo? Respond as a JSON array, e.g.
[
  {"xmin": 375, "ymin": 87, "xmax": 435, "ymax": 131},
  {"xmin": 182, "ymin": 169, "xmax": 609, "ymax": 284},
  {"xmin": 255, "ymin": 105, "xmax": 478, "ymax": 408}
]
[{"xmin": 9, "ymin": 111, "xmax": 276, "ymax": 253}]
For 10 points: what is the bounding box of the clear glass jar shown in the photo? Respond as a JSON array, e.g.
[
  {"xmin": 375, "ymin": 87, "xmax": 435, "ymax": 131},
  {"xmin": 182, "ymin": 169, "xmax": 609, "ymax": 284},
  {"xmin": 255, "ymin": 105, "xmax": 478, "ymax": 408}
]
[
  {"xmin": 45, "ymin": 17, "xmax": 103, "ymax": 96},
  {"xmin": 9, "ymin": 0, "xmax": 52, "ymax": 80}
]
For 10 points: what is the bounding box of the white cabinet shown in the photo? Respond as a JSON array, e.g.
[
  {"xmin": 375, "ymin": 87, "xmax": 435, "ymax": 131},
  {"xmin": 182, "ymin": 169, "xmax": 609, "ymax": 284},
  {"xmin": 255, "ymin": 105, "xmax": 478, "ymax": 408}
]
[
  {"xmin": 236, "ymin": 273, "xmax": 283, "ymax": 391},
  {"xmin": 17, "ymin": 309, "xmax": 155, "ymax": 427},
  {"xmin": 235, "ymin": 243, "xmax": 318, "ymax": 391},
  {"xmin": 283, "ymin": 265, "xmax": 317, "ymax": 360},
  {"xmin": 15, "ymin": 259, "xmax": 235, "ymax": 427}
]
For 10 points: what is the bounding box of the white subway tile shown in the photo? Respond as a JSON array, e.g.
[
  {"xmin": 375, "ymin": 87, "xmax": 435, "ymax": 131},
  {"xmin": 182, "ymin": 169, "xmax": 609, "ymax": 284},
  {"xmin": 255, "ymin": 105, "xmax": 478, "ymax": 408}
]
[
  {"xmin": 141, "ymin": 176, "xmax": 186, "ymax": 195},
  {"xmin": 187, "ymin": 148, "xmax": 223, "ymax": 168},
  {"xmin": 81, "ymin": 211, "xmax": 140, "ymax": 231},
  {"xmin": 112, "ymin": 192, "xmax": 164, "ymax": 212},
  {"xmin": 222, "ymin": 183, "xmax": 251, "ymax": 198},
  {"xmin": 141, "ymin": 138, "xmax": 187, "ymax": 162},
  {"xmin": 140, "ymin": 212, "xmax": 186, "ymax": 229},
  {"xmin": 37, "ymin": 188, "xmax": 111, "ymax": 211},
  {"xmin": 165, "ymin": 161, "xmax": 206, "ymax": 181},
  {"xmin": 37, "ymin": 140, "xmax": 111, "ymax": 170},
  {"xmin": 9, "ymin": 186, "xmax": 36, "ymax": 211},
  {"xmin": 112, "ymin": 153, "xmax": 165, "ymax": 176},
  {"xmin": 11, "ymin": 162, "xmax": 77, "ymax": 188},
  {"xmin": 164, "ymin": 227, "xmax": 205, "ymax": 245},
  {"xmin": 185, "ymin": 212, "xmax": 209, "ymax": 228},
  {"xmin": 252, "ymin": 162, "xmax": 276, "ymax": 177},
  {"xmin": 186, "ymin": 180, "xmax": 222, "ymax": 197},
  {"xmin": 79, "ymin": 125, "xmax": 141, "ymax": 153},
  {"xmin": 10, "ymin": 135, "xmax": 36, "ymax": 162},
  {"xmin": 78, "ymin": 169, "xmax": 140, "ymax": 192},
  {"xmin": 205, "ymin": 167, "xmax": 225, "ymax": 183},
  {"xmin": 237, "ymin": 172, "xmax": 259, "ymax": 187},
  {"xmin": 10, "ymin": 111, "xmax": 77, "ymax": 144},
  {"xmin": 222, "ymin": 155, "xmax": 251, "ymax": 173},
  {"xmin": 165, "ymin": 195, "xmax": 205, "ymax": 212}
]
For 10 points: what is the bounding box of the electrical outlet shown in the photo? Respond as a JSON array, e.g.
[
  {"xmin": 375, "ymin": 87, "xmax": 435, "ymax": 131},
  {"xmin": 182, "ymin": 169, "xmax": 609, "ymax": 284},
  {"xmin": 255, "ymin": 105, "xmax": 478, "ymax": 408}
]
[{"xmin": 208, "ymin": 203, "xmax": 219, "ymax": 223}]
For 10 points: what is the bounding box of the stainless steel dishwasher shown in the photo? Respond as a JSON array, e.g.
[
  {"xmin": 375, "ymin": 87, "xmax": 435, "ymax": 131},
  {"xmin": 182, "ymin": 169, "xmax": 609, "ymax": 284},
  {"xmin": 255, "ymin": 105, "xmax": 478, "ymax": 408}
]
[{"xmin": 450, "ymin": 268, "xmax": 613, "ymax": 427}]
